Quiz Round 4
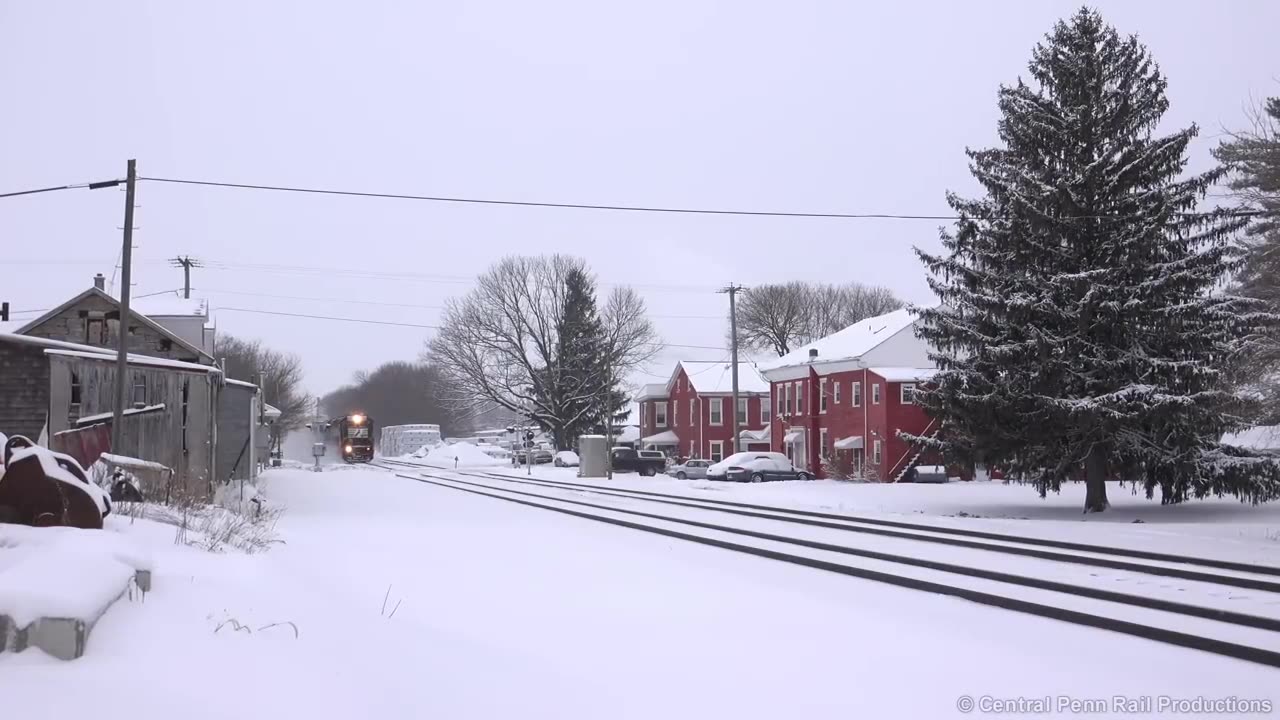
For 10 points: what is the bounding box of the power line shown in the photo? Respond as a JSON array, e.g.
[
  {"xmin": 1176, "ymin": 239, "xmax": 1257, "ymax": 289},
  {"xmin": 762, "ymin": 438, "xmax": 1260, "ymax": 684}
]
[
  {"xmin": 0, "ymin": 178, "xmax": 122, "ymax": 200},
  {"xmin": 211, "ymin": 305, "xmax": 727, "ymax": 350},
  {"xmin": 139, "ymin": 175, "xmax": 1272, "ymax": 221}
]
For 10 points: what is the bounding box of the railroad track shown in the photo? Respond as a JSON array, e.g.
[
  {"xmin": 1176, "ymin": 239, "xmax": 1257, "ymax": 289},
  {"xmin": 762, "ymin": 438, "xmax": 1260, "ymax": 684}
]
[{"xmin": 371, "ymin": 458, "xmax": 1280, "ymax": 668}]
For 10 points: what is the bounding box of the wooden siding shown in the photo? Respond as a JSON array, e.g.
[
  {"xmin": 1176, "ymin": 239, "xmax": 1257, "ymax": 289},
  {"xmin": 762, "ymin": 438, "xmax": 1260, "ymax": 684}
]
[{"xmin": 22, "ymin": 292, "xmax": 203, "ymax": 363}]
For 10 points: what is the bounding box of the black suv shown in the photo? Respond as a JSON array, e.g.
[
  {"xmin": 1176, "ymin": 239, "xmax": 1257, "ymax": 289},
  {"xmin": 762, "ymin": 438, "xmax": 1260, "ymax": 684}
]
[{"xmin": 610, "ymin": 448, "xmax": 667, "ymax": 476}]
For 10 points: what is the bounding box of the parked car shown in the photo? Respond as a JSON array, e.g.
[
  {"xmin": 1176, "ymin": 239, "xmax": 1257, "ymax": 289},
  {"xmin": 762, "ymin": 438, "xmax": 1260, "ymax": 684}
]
[
  {"xmin": 668, "ymin": 459, "xmax": 712, "ymax": 480},
  {"xmin": 553, "ymin": 450, "xmax": 580, "ymax": 467},
  {"xmin": 707, "ymin": 452, "xmax": 812, "ymax": 483},
  {"xmin": 903, "ymin": 465, "xmax": 949, "ymax": 483},
  {"xmin": 517, "ymin": 448, "xmax": 554, "ymax": 464},
  {"xmin": 610, "ymin": 448, "xmax": 667, "ymax": 476}
]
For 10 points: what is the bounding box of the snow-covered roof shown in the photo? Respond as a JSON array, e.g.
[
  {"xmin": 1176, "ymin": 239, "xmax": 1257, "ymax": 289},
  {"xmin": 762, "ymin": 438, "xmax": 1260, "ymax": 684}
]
[
  {"xmin": 262, "ymin": 403, "xmax": 283, "ymax": 420},
  {"xmin": 130, "ymin": 293, "xmax": 207, "ymax": 318},
  {"xmin": 76, "ymin": 404, "xmax": 166, "ymax": 425},
  {"xmin": 45, "ymin": 348, "xmax": 219, "ymax": 374},
  {"xmin": 1223, "ymin": 425, "xmax": 1280, "ymax": 451},
  {"xmin": 614, "ymin": 425, "xmax": 640, "ymax": 443},
  {"xmin": 868, "ymin": 367, "xmax": 937, "ymax": 383},
  {"xmin": 225, "ymin": 378, "xmax": 259, "ymax": 390},
  {"xmin": 633, "ymin": 383, "xmax": 668, "ymax": 401},
  {"xmin": 758, "ymin": 308, "xmax": 921, "ymax": 374},
  {"xmin": 641, "ymin": 429, "xmax": 680, "ymax": 445},
  {"xmin": 13, "ymin": 287, "xmax": 214, "ymax": 362},
  {"xmin": 672, "ymin": 361, "xmax": 769, "ymax": 395},
  {"xmin": 739, "ymin": 426, "xmax": 771, "ymax": 441}
]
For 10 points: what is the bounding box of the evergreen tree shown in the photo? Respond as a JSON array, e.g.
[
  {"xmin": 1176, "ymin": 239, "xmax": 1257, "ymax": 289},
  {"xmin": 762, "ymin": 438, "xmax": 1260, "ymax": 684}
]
[
  {"xmin": 911, "ymin": 8, "xmax": 1280, "ymax": 512},
  {"xmin": 1214, "ymin": 97, "xmax": 1280, "ymax": 424},
  {"xmin": 549, "ymin": 267, "xmax": 630, "ymax": 447}
]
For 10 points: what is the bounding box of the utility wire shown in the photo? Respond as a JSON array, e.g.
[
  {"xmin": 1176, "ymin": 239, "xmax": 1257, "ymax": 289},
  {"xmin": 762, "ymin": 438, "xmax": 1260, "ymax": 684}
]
[
  {"xmin": 0, "ymin": 179, "xmax": 121, "ymax": 199},
  {"xmin": 211, "ymin": 306, "xmax": 726, "ymax": 350},
  {"xmin": 140, "ymin": 175, "xmax": 1271, "ymax": 220}
]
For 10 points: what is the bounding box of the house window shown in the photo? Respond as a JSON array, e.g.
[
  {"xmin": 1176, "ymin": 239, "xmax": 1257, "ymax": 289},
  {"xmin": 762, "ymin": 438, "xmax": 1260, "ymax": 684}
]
[
  {"xmin": 795, "ymin": 381, "xmax": 804, "ymax": 415},
  {"xmin": 70, "ymin": 372, "xmax": 82, "ymax": 404},
  {"xmin": 760, "ymin": 399, "xmax": 770, "ymax": 425},
  {"xmin": 737, "ymin": 397, "xmax": 748, "ymax": 425},
  {"xmin": 853, "ymin": 381, "xmax": 862, "ymax": 407},
  {"xmin": 820, "ymin": 428, "xmax": 829, "ymax": 459},
  {"xmin": 901, "ymin": 383, "xmax": 917, "ymax": 405},
  {"xmin": 873, "ymin": 383, "xmax": 881, "ymax": 405},
  {"xmin": 785, "ymin": 383, "xmax": 792, "ymax": 416},
  {"xmin": 776, "ymin": 387, "xmax": 783, "ymax": 417},
  {"xmin": 834, "ymin": 381, "xmax": 841, "ymax": 404},
  {"xmin": 86, "ymin": 318, "xmax": 105, "ymax": 345},
  {"xmin": 710, "ymin": 398, "xmax": 723, "ymax": 426},
  {"xmin": 132, "ymin": 375, "xmax": 147, "ymax": 406},
  {"xmin": 655, "ymin": 401, "xmax": 668, "ymax": 427},
  {"xmin": 690, "ymin": 440, "xmax": 696, "ymax": 458},
  {"xmin": 673, "ymin": 400, "xmax": 679, "ymax": 426},
  {"xmin": 689, "ymin": 398, "xmax": 695, "ymax": 426},
  {"xmin": 820, "ymin": 378, "xmax": 828, "ymax": 413},
  {"xmin": 873, "ymin": 439, "xmax": 883, "ymax": 465},
  {"xmin": 710, "ymin": 440, "xmax": 724, "ymax": 463}
]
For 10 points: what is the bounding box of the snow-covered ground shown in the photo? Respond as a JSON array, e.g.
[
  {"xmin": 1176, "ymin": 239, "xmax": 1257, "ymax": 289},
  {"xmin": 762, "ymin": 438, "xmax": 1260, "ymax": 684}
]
[
  {"xmin": 460, "ymin": 463, "xmax": 1280, "ymax": 567},
  {"xmin": 3, "ymin": 465, "xmax": 1278, "ymax": 719}
]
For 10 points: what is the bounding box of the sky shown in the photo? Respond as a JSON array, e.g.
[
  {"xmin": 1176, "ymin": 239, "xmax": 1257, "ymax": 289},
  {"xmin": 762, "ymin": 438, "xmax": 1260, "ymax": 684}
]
[{"xmin": 2, "ymin": 0, "xmax": 1278, "ymax": 398}]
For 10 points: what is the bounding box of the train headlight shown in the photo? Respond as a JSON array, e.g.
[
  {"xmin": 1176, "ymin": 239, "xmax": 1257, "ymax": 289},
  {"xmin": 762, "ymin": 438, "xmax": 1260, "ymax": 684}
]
[
  {"xmin": 344, "ymin": 444, "xmax": 353, "ymax": 454},
  {"xmin": 351, "ymin": 414, "xmax": 364, "ymax": 425}
]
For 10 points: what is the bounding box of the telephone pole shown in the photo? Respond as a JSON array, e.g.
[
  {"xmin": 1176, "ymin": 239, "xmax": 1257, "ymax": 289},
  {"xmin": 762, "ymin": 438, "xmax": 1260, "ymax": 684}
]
[
  {"xmin": 719, "ymin": 283, "xmax": 746, "ymax": 453},
  {"xmin": 170, "ymin": 255, "xmax": 201, "ymax": 299},
  {"xmin": 111, "ymin": 159, "xmax": 138, "ymax": 455}
]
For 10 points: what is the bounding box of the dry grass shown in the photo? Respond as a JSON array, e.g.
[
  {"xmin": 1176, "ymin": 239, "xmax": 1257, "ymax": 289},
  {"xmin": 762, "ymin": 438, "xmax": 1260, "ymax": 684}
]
[{"xmin": 114, "ymin": 486, "xmax": 284, "ymax": 555}]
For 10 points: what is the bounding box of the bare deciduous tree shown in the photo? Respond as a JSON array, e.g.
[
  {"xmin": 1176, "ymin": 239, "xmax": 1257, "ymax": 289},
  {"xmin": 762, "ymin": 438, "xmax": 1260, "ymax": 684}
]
[
  {"xmin": 216, "ymin": 335, "xmax": 310, "ymax": 449},
  {"xmin": 428, "ymin": 255, "xmax": 661, "ymax": 446},
  {"xmin": 734, "ymin": 282, "xmax": 905, "ymax": 356},
  {"xmin": 322, "ymin": 361, "xmax": 472, "ymax": 439}
]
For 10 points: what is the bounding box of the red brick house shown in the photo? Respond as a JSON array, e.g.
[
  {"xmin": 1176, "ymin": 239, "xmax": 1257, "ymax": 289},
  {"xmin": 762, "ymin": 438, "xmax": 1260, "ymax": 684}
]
[
  {"xmin": 634, "ymin": 361, "xmax": 771, "ymax": 463},
  {"xmin": 758, "ymin": 308, "xmax": 942, "ymax": 481}
]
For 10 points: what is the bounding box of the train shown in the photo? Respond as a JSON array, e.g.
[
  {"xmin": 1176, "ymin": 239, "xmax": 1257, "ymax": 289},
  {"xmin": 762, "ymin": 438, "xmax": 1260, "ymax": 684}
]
[{"xmin": 333, "ymin": 413, "xmax": 375, "ymax": 463}]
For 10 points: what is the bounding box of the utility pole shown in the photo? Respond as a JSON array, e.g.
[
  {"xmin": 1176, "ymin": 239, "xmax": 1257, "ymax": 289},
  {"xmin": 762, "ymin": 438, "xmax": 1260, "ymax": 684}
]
[
  {"xmin": 111, "ymin": 159, "xmax": 138, "ymax": 455},
  {"xmin": 719, "ymin": 283, "xmax": 745, "ymax": 453},
  {"xmin": 170, "ymin": 255, "xmax": 201, "ymax": 299}
]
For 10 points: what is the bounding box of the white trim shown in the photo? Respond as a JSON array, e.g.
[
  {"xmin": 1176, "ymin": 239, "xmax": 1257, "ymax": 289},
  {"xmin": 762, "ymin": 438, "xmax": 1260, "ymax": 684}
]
[
  {"xmin": 900, "ymin": 383, "xmax": 917, "ymax": 405},
  {"xmin": 736, "ymin": 396, "xmax": 748, "ymax": 425},
  {"xmin": 759, "ymin": 398, "xmax": 770, "ymax": 425},
  {"xmin": 709, "ymin": 440, "xmax": 724, "ymax": 463},
  {"xmin": 852, "ymin": 381, "xmax": 862, "ymax": 407},
  {"xmin": 673, "ymin": 399, "xmax": 680, "ymax": 427},
  {"xmin": 834, "ymin": 380, "xmax": 841, "ymax": 404},
  {"xmin": 655, "ymin": 401, "xmax": 668, "ymax": 427},
  {"xmin": 709, "ymin": 397, "xmax": 724, "ymax": 426},
  {"xmin": 689, "ymin": 396, "xmax": 695, "ymax": 426},
  {"xmin": 795, "ymin": 380, "xmax": 804, "ymax": 415},
  {"xmin": 819, "ymin": 428, "xmax": 829, "ymax": 458},
  {"xmin": 872, "ymin": 383, "xmax": 881, "ymax": 405},
  {"xmin": 819, "ymin": 378, "xmax": 828, "ymax": 414},
  {"xmin": 873, "ymin": 439, "xmax": 883, "ymax": 465}
]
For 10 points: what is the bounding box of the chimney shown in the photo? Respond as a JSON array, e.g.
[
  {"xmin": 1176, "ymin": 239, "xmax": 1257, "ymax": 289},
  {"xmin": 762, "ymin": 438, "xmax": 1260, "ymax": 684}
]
[
  {"xmin": 93, "ymin": 273, "xmax": 105, "ymax": 291},
  {"xmin": 808, "ymin": 348, "xmax": 818, "ymax": 362}
]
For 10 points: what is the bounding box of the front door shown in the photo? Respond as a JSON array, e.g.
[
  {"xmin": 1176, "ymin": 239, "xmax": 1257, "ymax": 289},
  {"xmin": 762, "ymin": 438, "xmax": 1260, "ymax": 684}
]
[{"xmin": 792, "ymin": 435, "xmax": 807, "ymax": 473}]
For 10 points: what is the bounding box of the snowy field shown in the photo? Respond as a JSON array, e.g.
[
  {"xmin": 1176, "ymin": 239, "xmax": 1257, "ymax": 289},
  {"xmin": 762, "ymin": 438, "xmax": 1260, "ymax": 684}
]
[{"xmin": 2, "ymin": 465, "xmax": 1278, "ymax": 719}]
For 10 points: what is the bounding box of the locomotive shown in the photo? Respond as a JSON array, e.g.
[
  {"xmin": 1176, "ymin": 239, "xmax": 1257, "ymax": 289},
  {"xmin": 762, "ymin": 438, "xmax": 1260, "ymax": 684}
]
[{"xmin": 334, "ymin": 413, "xmax": 375, "ymax": 463}]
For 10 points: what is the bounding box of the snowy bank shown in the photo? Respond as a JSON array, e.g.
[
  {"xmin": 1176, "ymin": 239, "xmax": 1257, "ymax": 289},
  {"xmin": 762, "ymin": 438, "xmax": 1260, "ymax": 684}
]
[{"xmin": 422, "ymin": 443, "xmax": 504, "ymax": 468}]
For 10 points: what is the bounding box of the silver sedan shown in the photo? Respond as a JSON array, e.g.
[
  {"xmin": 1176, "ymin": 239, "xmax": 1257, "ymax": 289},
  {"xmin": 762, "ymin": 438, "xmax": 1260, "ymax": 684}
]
[{"xmin": 668, "ymin": 459, "xmax": 712, "ymax": 480}]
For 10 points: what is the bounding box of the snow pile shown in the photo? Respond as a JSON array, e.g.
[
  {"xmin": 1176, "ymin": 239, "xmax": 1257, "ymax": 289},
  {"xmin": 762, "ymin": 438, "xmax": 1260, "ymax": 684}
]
[
  {"xmin": 423, "ymin": 443, "xmax": 503, "ymax": 467},
  {"xmin": 0, "ymin": 524, "xmax": 150, "ymax": 627}
]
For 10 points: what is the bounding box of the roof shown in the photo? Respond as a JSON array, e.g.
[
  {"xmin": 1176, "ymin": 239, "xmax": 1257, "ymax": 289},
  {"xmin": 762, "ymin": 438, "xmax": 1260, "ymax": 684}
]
[
  {"xmin": 14, "ymin": 287, "xmax": 214, "ymax": 363},
  {"xmin": 670, "ymin": 361, "xmax": 770, "ymax": 395},
  {"xmin": 0, "ymin": 330, "xmax": 221, "ymax": 374},
  {"xmin": 224, "ymin": 378, "xmax": 260, "ymax": 390},
  {"xmin": 1223, "ymin": 425, "xmax": 1280, "ymax": 451},
  {"xmin": 641, "ymin": 430, "xmax": 680, "ymax": 445},
  {"xmin": 758, "ymin": 307, "xmax": 921, "ymax": 374},
  {"xmin": 633, "ymin": 383, "xmax": 668, "ymax": 401},
  {"xmin": 262, "ymin": 403, "xmax": 283, "ymax": 420},
  {"xmin": 868, "ymin": 367, "xmax": 937, "ymax": 383},
  {"xmin": 129, "ymin": 293, "xmax": 207, "ymax": 318}
]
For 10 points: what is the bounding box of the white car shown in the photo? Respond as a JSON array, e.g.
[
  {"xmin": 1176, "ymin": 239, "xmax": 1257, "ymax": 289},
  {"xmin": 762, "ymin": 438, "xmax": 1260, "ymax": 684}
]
[
  {"xmin": 706, "ymin": 451, "xmax": 812, "ymax": 483},
  {"xmin": 553, "ymin": 450, "xmax": 580, "ymax": 467}
]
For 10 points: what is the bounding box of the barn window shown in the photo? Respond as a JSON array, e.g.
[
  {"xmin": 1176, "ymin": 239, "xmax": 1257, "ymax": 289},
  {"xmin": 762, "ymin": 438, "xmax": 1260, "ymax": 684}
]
[
  {"xmin": 70, "ymin": 372, "xmax": 82, "ymax": 404},
  {"xmin": 86, "ymin": 318, "xmax": 105, "ymax": 345},
  {"xmin": 132, "ymin": 376, "xmax": 147, "ymax": 406},
  {"xmin": 161, "ymin": 338, "xmax": 173, "ymax": 351}
]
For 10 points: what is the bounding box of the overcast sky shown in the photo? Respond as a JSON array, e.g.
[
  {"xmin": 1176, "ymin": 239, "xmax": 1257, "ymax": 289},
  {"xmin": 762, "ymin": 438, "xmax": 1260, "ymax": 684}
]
[{"xmin": 3, "ymin": 1, "xmax": 1277, "ymax": 397}]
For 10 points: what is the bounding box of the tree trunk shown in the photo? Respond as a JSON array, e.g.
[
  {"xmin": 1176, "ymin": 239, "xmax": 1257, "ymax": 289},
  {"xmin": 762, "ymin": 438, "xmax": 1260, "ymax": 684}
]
[{"xmin": 1084, "ymin": 444, "xmax": 1109, "ymax": 513}]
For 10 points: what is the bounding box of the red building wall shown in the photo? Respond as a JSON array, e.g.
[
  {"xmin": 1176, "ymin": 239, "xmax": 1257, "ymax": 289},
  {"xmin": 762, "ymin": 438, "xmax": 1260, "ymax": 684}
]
[{"xmin": 659, "ymin": 366, "xmax": 768, "ymax": 462}]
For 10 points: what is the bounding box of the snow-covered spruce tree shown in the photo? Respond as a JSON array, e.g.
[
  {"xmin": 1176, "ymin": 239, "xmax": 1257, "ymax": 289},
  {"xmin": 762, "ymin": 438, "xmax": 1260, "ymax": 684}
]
[
  {"xmin": 553, "ymin": 267, "xmax": 629, "ymax": 446},
  {"xmin": 1214, "ymin": 96, "xmax": 1280, "ymax": 425},
  {"xmin": 910, "ymin": 8, "xmax": 1280, "ymax": 512}
]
